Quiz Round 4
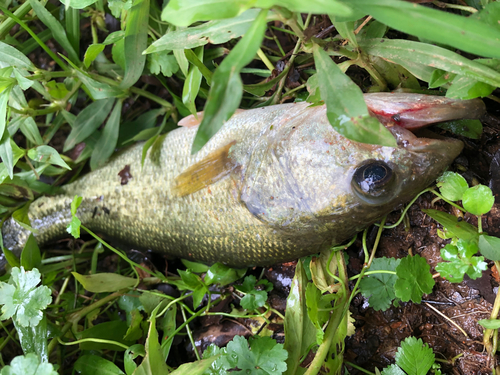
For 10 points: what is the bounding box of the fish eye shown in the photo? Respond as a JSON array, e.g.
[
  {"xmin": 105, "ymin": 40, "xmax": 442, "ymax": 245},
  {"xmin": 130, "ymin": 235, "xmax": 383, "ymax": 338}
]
[{"xmin": 352, "ymin": 160, "xmax": 396, "ymax": 203}]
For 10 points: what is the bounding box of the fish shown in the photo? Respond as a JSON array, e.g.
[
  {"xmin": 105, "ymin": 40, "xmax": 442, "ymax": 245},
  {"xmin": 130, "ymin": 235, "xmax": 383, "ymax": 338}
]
[{"xmin": 1, "ymin": 93, "xmax": 485, "ymax": 268}]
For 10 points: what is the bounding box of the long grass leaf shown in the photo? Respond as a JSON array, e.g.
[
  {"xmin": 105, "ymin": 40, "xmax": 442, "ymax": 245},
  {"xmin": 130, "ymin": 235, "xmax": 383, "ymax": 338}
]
[
  {"xmin": 349, "ymin": 0, "xmax": 500, "ymax": 59},
  {"xmin": 64, "ymin": 98, "xmax": 115, "ymax": 152},
  {"xmin": 313, "ymin": 45, "xmax": 396, "ymax": 147},
  {"xmin": 119, "ymin": 0, "xmax": 149, "ymax": 89},
  {"xmin": 90, "ymin": 100, "xmax": 123, "ymax": 169},
  {"xmin": 191, "ymin": 9, "xmax": 268, "ymax": 153},
  {"xmin": 28, "ymin": 0, "xmax": 80, "ymax": 63},
  {"xmin": 358, "ymin": 39, "xmax": 500, "ymax": 87}
]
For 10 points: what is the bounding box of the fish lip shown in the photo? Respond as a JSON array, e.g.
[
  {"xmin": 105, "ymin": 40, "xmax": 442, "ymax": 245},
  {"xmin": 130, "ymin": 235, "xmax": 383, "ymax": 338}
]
[
  {"xmin": 387, "ymin": 124, "xmax": 464, "ymax": 158},
  {"xmin": 364, "ymin": 93, "xmax": 486, "ymax": 129}
]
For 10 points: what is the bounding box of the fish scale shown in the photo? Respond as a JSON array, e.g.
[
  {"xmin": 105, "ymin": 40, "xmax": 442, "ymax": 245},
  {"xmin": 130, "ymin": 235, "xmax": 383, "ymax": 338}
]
[{"xmin": 1, "ymin": 95, "xmax": 482, "ymax": 267}]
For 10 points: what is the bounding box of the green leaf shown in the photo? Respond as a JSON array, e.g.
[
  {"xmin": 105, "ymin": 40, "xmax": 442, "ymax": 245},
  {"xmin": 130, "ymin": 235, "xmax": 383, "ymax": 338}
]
[
  {"xmin": 27, "ymin": 145, "xmax": 71, "ymax": 169},
  {"xmin": 478, "ymin": 318, "xmax": 500, "ymax": 330},
  {"xmin": 183, "ymin": 46, "xmax": 203, "ymax": 115},
  {"xmin": 67, "ymin": 195, "xmax": 83, "ymax": 238},
  {"xmin": 357, "ymin": 38, "xmax": 500, "ymax": 87},
  {"xmin": 422, "ymin": 209, "xmax": 479, "ymax": 242},
  {"xmin": 108, "ymin": 0, "xmax": 133, "ymax": 17},
  {"xmin": 13, "ymin": 69, "xmax": 33, "ymax": 90},
  {"xmin": 90, "ymin": 99, "xmax": 123, "ymax": 170},
  {"xmin": 394, "ymin": 336, "xmax": 435, "ymax": 375},
  {"xmin": 159, "ymin": 306, "xmax": 176, "ymax": 360},
  {"xmin": 446, "ymin": 74, "xmax": 495, "ymax": 100},
  {"xmin": 0, "ymin": 42, "xmax": 34, "ymax": 70},
  {"xmin": 178, "ymin": 269, "xmax": 208, "ymax": 308},
  {"xmin": 359, "ymin": 257, "xmax": 401, "ymax": 311},
  {"xmin": 283, "ymin": 261, "xmax": 316, "ymax": 375},
  {"xmin": 350, "ymin": 0, "xmax": 500, "ymax": 59},
  {"xmin": 84, "ymin": 44, "xmax": 105, "ymax": 68},
  {"xmin": 436, "ymin": 242, "xmax": 487, "ymax": 283},
  {"xmin": 134, "ymin": 310, "xmax": 170, "ymax": 374},
  {"xmin": 62, "ymin": 55, "xmax": 124, "ymax": 99},
  {"xmin": 313, "ymin": 45, "xmax": 396, "ymax": 147},
  {"xmin": 479, "ymin": 234, "xmax": 500, "ymax": 261},
  {"xmin": 45, "ymin": 80, "xmax": 69, "ymax": 99},
  {"xmin": 191, "ymin": 9, "xmax": 268, "ymax": 153},
  {"xmin": 147, "ymin": 50, "xmax": 179, "ymax": 77},
  {"xmin": 394, "ymin": 255, "xmax": 434, "ymax": 304},
  {"xmin": 64, "ymin": 98, "xmax": 115, "ymax": 152},
  {"xmin": 28, "ymin": 0, "xmax": 79, "ymax": 63},
  {"xmin": 236, "ymin": 275, "xmax": 272, "ymax": 310},
  {"xmin": 181, "ymin": 259, "xmax": 210, "ymax": 273},
  {"xmin": 12, "ymin": 202, "xmax": 37, "ymax": 233},
  {"xmin": 184, "ymin": 49, "xmax": 213, "ymax": 85},
  {"xmin": 72, "ymin": 272, "xmax": 137, "ymax": 293},
  {"xmin": 147, "ymin": 9, "xmax": 266, "ymax": 52},
  {"xmin": 305, "ymin": 282, "xmax": 337, "ymax": 344},
  {"xmin": 170, "ymin": 357, "xmax": 219, "ymax": 375},
  {"xmin": 436, "ymin": 171, "xmax": 468, "ymax": 201},
  {"xmin": 436, "ymin": 119, "xmax": 483, "ymax": 140},
  {"xmin": 462, "ymin": 185, "xmax": 494, "ymax": 216},
  {"xmin": 0, "ymin": 267, "xmax": 52, "ymax": 327},
  {"xmin": 78, "ymin": 320, "xmax": 133, "ymax": 351},
  {"xmin": 60, "ymin": 0, "xmax": 98, "ymax": 9},
  {"xmin": 119, "ymin": 0, "xmax": 149, "ymax": 89},
  {"xmin": 0, "ymin": 353, "xmax": 57, "ymax": 375},
  {"xmin": 204, "ymin": 263, "xmax": 246, "ymax": 286},
  {"xmin": 162, "ymin": 0, "xmax": 250, "ymax": 26},
  {"xmin": 15, "ymin": 314, "xmax": 49, "ymax": 363},
  {"xmin": 20, "ymin": 235, "xmax": 41, "ymax": 271},
  {"xmin": 229, "ymin": 335, "xmax": 288, "ymax": 374},
  {"xmin": 74, "ymin": 355, "xmax": 125, "ymax": 375}
]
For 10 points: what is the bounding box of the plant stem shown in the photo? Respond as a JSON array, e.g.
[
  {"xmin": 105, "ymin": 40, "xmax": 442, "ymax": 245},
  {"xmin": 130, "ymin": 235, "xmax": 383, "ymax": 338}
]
[
  {"xmin": 0, "ymin": 1, "xmax": 33, "ymax": 39},
  {"xmin": 304, "ymin": 251, "xmax": 349, "ymax": 375}
]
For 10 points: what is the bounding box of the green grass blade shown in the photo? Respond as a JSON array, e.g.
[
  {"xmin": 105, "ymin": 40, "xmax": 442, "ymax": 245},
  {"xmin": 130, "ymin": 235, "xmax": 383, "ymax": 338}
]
[
  {"xmin": 313, "ymin": 45, "xmax": 396, "ymax": 147},
  {"xmin": 90, "ymin": 99, "xmax": 122, "ymax": 169},
  {"xmin": 146, "ymin": 9, "xmax": 263, "ymax": 53},
  {"xmin": 182, "ymin": 47, "xmax": 203, "ymax": 115},
  {"xmin": 191, "ymin": 9, "xmax": 268, "ymax": 154},
  {"xmin": 119, "ymin": 0, "xmax": 149, "ymax": 89},
  {"xmin": 349, "ymin": 0, "xmax": 500, "ymax": 59},
  {"xmin": 0, "ymin": 42, "xmax": 35, "ymax": 70},
  {"xmin": 64, "ymin": 98, "xmax": 115, "ymax": 152},
  {"xmin": 184, "ymin": 49, "xmax": 213, "ymax": 85},
  {"xmin": 162, "ymin": 0, "xmax": 249, "ymax": 26},
  {"xmin": 28, "ymin": 0, "xmax": 80, "ymax": 63},
  {"xmin": 65, "ymin": 7, "xmax": 80, "ymax": 56},
  {"xmin": 358, "ymin": 38, "xmax": 500, "ymax": 87}
]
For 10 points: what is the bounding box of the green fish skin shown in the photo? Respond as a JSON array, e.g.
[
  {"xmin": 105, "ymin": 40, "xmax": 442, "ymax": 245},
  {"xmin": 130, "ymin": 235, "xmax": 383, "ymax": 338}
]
[{"xmin": 2, "ymin": 94, "xmax": 482, "ymax": 268}]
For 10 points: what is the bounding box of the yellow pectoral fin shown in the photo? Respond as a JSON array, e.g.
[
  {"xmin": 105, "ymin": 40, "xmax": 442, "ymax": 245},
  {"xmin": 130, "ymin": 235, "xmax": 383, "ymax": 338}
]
[{"xmin": 173, "ymin": 141, "xmax": 237, "ymax": 197}]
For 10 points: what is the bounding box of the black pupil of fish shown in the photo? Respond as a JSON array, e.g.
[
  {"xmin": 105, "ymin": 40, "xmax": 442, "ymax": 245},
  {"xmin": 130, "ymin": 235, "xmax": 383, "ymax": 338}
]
[
  {"xmin": 363, "ymin": 164, "xmax": 387, "ymax": 183},
  {"xmin": 355, "ymin": 162, "xmax": 392, "ymax": 193}
]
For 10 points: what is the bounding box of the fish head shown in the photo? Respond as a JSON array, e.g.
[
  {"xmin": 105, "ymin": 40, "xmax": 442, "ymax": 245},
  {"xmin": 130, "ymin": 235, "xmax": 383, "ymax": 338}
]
[{"xmin": 240, "ymin": 103, "xmax": 464, "ymax": 243}]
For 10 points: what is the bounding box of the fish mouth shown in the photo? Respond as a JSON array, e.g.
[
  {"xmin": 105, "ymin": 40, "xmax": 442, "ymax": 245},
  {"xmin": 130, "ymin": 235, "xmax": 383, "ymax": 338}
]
[
  {"xmin": 387, "ymin": 124, "xmax": 464, "ymax": 163},
  {"xmin": 365, "ymin": 92, "xmax": 486, "ymax": 129}
]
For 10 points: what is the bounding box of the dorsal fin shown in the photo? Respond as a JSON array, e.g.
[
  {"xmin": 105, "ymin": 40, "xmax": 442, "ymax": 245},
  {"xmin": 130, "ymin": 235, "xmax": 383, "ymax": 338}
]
[
  {"xmin": 172, "ymin": 141, "xmax": 237, "ymax": 197},
  {"xmin": 178, "ymin": 109, "xmax": 247, "ymax": 128}
]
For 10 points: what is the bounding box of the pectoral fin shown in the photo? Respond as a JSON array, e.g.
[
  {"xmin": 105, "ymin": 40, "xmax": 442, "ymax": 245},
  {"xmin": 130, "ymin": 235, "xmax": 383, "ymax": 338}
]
[{"xmin": 173, "ymin": 141, "xmax": 237, "ymax": 197}]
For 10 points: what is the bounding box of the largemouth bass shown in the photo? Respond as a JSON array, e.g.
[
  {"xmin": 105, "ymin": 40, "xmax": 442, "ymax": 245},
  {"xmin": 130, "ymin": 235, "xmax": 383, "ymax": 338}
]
[{"xmin": 1, "ymin": 93, "xmax": 485, "ymax": 268}]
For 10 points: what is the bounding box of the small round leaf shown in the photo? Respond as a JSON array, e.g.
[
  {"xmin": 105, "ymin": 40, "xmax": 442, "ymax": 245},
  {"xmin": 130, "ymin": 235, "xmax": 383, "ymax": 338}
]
[
  {"xmin": 462, "ymin": 185, "xmax": 494, "ymax": 216},
  {"xmin": 436, "ymin": 171, "xmax": 468, "ymax": 201}
]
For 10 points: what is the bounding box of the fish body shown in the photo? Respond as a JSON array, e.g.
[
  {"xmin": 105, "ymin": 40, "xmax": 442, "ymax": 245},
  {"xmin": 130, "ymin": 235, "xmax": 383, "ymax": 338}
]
[{"xmin": 2, "ymin": 94, "xmax": 482, "ymax": 267}]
